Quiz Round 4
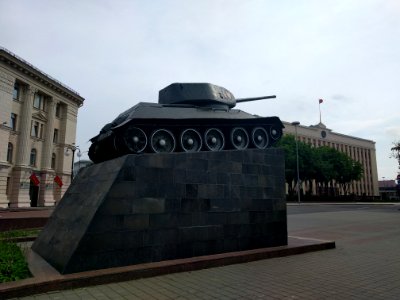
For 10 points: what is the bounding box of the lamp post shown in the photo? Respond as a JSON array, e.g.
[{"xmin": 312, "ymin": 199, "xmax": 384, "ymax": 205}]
[
  {"xmin": 291, "ymin": 121, "xmax": 301, "ymax": 203},
  {"xmin": 65, "ymin": 143, "xmax": 80, "ymax": 182}
]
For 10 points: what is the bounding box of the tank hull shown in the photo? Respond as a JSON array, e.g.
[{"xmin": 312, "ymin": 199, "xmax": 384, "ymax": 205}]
[{"xmin": 89, "ymin": 102, "xmax": 284, "ymax": 163}]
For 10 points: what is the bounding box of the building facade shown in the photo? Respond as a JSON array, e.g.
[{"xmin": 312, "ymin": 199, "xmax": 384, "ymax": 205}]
[
  {"xmin": 283, "ymin": 121, "xmax": 379, "ymax": 196},
  {"xmin": 0, "ymin": 47, "xmax": 84, "ymax": 208}
]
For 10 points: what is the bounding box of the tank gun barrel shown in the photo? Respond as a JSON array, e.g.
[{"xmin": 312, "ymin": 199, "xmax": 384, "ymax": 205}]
[{"xmin": 236, "ymin": 95, "xmax": 276, "ymax": 103}]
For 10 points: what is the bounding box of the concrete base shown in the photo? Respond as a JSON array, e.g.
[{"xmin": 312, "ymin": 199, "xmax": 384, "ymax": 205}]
[{"xmin": 33, "ymin": 149, "xmax": 287, "ymax": 274}]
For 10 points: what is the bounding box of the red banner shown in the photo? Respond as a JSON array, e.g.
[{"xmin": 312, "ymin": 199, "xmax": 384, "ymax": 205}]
[
  {"xmin": 30, "ymin": 174, "xmax": 40, "ymax": 186},
  {"xmin": 54, "ymin": 175, "xmax": 63, "ymax": 187}
]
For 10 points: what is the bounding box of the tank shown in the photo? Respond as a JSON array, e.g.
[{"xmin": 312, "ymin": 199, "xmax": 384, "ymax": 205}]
[{"xmin": 88, "ymin": 83, "xmax": 284, "ymax": 163}]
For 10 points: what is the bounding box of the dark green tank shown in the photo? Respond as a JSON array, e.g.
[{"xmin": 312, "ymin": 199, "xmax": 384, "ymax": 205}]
[{"xmin": 88, "ymin": 83, "xmax": 284, "ymax": 163}]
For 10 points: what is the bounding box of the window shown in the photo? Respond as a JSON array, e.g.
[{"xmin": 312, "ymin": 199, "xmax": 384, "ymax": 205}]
[
  {"xmin": 7, "ymin": 143, "xmax": 13, "ymax": 163},
  {"xmin": 31, "ymin": 121, "xmax": 44, "ymax": 138},
  {"xmin": 6, "ymin": 177, "xmax": 10, "ymax": 195},
  {"xmin": 30, "ymin": 149, "xmax": 37, "ymax": 166},
  {"xmin": 33, "ymin": 93, "xmax": 45, "ymax": 110},
  {"xmin": 13, "ymin": 83, "xmax": 20, "ymax": 100},
  {"xmin": 51, "ymin": 153, "xmax": 56, "ymax": 169},
  {"xmin": 31, "ymin": 121, "xmax": 39, "ymax": 137},
  {"xmin": 40, "ymin": 124, "xmax": 44, "ymax": 138},
  {"xmin": 55, "ymin": 103, "xmax": 61, "ymax": 118},
  {"xmin": 53, "ymin": 128, "xmax": 59, "ymax": 143},
  {"xmin": 10, "ymin": 113, "xmax": 17, "ymax": 131}
]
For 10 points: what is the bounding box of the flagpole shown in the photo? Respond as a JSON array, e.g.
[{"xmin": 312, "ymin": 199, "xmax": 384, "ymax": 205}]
[
  {"xmin": 318, "ymin": 99, "xmax": 323, "ymax": 124},
  {"xmin": 319, "ymin": 102, "xmax": 321, "ymax": 123}
]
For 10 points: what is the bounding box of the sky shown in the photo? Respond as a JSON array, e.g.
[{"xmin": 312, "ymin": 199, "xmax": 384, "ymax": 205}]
[{"xmin": 1, "ymin": 0, "xmax": 399, "ymax": 180}]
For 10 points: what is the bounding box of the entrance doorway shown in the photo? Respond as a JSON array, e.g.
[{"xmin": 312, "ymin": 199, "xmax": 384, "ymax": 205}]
[{"xmin": 29, "ymin": 181, "xmax": 39, "ymax": 207}]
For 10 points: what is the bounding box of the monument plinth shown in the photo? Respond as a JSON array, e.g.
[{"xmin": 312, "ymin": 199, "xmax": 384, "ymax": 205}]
[{"xmin": 32, "ymin": 148, "xmax": 286, "ymax": 274}]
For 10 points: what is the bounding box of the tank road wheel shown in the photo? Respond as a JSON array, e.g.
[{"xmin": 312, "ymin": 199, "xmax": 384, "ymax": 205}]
[
  {"xmin": 252, "ymin": 127, "xmax": 269, "ymax": 149},
  {"xmin": 123, "ymin": 127, "xmax": 147, "ymax": 153},
  {"xmin": 204, "ymin": 128, "xmax": 225, "ymax": 151},
  {"xmin": 150, "ymin": 129, "xmax": 176, "ymax": 153},
  {"xmin": 270, "ymin": 125, "xmax": 283, "ymax": 141},
  {"xmin": 181, "ymin": 129, "xmax": 202, "ymax": 152},
  {"xmin": 230, "ymin": 127, "xmax": 249, "ymax": 150}
]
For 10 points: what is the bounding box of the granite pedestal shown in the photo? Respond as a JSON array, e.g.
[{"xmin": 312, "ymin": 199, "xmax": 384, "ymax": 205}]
[{"xmin": 32, "ymin": 148, "xmax": 287, "ymax": 274}]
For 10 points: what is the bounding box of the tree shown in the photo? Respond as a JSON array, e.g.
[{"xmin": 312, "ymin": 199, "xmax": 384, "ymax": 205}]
[
  {"xmin": 276, "ymin": 135, "xmax": 297, "ymax": 195},
  {"xmin": 391, "ymin": 141, "xmax": 400, "ymax": 170},
  {"xmin": 277, "ymin": 136, "xmax": 363, "ymax": 196}
]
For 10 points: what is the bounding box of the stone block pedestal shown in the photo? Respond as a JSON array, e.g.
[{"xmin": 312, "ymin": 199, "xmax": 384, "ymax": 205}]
[{"xmin": 32, "ymin": 148, "xmax": 287, "ymax": 274}]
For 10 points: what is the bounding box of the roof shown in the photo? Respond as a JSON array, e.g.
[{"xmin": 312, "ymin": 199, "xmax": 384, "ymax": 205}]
[{"xmin": 0, "ymin": 46, "xmax": 84, "ymax": 106}]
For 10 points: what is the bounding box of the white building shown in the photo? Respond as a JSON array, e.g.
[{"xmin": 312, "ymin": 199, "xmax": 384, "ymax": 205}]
[
  {"xmin": 0, "ymin": 47, "xmax": 84, "ymax": 208},
  {"xmin": 283, "ymin": 121, "xmax": 379, "ymax": 196}
]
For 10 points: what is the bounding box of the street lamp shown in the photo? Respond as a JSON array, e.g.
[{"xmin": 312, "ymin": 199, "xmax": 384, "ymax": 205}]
[
  {"xmin": 291, "ymin": 121, "xmax": 301, "ymax": 203},
  {"xmin": 65, "ymin": 143, "xmax": 80, "ymax": 182}
]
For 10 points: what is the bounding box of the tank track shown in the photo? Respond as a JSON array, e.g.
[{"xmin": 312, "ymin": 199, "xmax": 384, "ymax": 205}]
[{"xmin": 89, "ymin": 117, "xmax": 283, "ymax": 163}]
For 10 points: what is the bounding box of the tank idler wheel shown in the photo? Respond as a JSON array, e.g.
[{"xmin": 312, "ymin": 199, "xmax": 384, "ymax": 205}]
[
  {"xmin": 123, "ymin": 127, "xmax": 147, "ymax": 153},
  {"xmin": 204, "ymin": 128, "xmax": 225, "ymax": 151},
  {"xmin": 150, "ymin": 129, "xmax": 176, "ymax": 153},
  {"xmin": 252, "ymin": 127, "xmax": 269, "ymax": 149},
  {"xmin": 231, "ymin": 127, "xmax": 249, "ymax": 150},
  {"xmin": 181, "ymin": 129, "xmax": 202, "ymax": 152},
  {"xmin": 270, "ymin": 125, "xmax": 283, "ymax": 140}
]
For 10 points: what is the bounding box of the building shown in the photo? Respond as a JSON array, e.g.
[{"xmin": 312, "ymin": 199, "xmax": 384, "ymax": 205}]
[
  {"xmin": 283, "ymin": 121, "xmax": 379, "ymax": 197},
  {"xmin": 0, "ymin": 47, "xmax": 84, "ymax": 208},
  {"xmin": 379, "ymin": 180, "xmax": 399, "ymax": 201}
]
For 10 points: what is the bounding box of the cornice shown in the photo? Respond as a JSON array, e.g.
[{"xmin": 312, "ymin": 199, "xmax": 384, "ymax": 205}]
[{"xmin": 0, "ymin": 47, "xmax": 84, "ymax": 107}]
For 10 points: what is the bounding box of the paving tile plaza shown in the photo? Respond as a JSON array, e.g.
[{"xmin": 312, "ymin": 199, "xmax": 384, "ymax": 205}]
[{"xmin": 12, "ymin": 203, "xmax": 400, "ymax": 299}]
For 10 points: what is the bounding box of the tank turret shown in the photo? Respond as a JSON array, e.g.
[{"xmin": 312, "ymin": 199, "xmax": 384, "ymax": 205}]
[{"xmin": 89, "ymin": 83, "xmax": 284, "ymax": 163}]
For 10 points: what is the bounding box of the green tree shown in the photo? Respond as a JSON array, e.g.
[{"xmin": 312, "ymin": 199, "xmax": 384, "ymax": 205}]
[
  {"xmin": 276, "ymin": 135, "xmax": 297, "ymax": 195},
  {"xmin": 277, "ymin": 136, "xmax": 363, "ymax": 196}
]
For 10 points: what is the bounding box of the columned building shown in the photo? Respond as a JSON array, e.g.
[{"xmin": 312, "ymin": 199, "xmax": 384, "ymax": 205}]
[
  {"xmin": 0, "ymin": 47, "xmax": 84, "ymax": 208},
  {"xmin": 283, "ymin": 121, "xmax": 379, "ymax": 197}
]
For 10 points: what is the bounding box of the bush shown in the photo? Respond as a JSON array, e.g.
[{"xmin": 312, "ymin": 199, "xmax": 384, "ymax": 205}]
[{"xmin": 0, "ymin": 240, "xmax": 31, "ymax": 282}]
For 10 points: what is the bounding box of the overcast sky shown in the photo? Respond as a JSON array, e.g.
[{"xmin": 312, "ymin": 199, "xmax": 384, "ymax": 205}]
[{"xmin": 1, "ymin": 0, "xmax": 399, "ymax": 180}]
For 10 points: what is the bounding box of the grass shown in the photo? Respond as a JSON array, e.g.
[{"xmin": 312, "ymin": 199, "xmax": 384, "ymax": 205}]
[
  {"xmin": 0, "ymin": 240, "xmax": 31, "ymax": 283},
  {"xmin": 0, "ymin": 228, "xmax": 40, "ymax": 240},
  {"xmin": 0, "ymin": 229, "xmax": 37, "ymax": 283}
]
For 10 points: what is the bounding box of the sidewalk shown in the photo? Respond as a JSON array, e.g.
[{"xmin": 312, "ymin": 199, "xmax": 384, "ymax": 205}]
[
  {"xmin": 0, "ymin": 204, "xmax": 400, "ymax": 300},
  {"xmin": 4, "ymin": 204, "xmax": 400, "ymax": 299}
]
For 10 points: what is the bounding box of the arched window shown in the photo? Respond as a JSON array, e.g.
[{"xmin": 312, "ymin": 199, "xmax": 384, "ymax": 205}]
[
  {"xmin": 51, "ymin": 153, "xmax": 56, "ymax": 169},
  {"xmin": 7, "ymin": 143, "xmax": 13, "ymax": 163},
  {"xmin": 30, "ymin": 149, "xmax": 37, "ymax": 166}
]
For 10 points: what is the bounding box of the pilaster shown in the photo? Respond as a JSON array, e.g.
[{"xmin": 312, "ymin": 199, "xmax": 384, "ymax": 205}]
[
  {"xmin": 41, "ymin": 98, "xmax": 55, "ymax": 170},
  {"xmin": 9, "ymin": 166, "xmax": 32, "ymax": 208},
  {"xmin": 0, "ymin": 165, "xmax": 11, "ymax": 208},
  {"xmin": 16, "ymin": 86, "xmax": 36, "ymax": 167},
  {"xmin": 39, "ymin": 171, "xmax": 56, "ymax": 206}
]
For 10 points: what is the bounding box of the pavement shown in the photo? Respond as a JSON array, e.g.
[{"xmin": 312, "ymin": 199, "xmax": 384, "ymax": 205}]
[{"xmin": 2, "ymin": 203, "xmax": 400, "ymax": 299}]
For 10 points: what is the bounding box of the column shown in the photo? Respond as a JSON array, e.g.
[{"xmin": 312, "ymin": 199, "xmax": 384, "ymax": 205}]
[
  {"xmin": 10, "ymin": 86, "xmax": 36, "ymax": 208},
  {"xmin": 15, "ymin": 86, "xmax": 36, "ymax": 167},
  {"xmin": 39, "ymin": 98, "xmax": 56, "ymax": 206}
]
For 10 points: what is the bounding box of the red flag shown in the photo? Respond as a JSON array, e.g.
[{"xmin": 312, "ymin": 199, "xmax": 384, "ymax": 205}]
[
  {"xmin": 30, "ymin": 174, "xmax": 40, "ymax": 186},
  {"xmin": 54, "ymin": 175, "xmax": 63, "ymax": 187},
  {"xmin": 319, "ymin": 99, "xmax": 323, "ymax": 104}
]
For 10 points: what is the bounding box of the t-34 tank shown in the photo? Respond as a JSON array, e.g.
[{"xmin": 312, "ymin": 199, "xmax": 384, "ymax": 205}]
[{"xmin": 88, "ymin": 83, "xmax": 284, "ymax": 163}]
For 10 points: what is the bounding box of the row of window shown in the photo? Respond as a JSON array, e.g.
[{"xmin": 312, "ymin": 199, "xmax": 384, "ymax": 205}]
[
  {"xmin": 7, "ymin": 143, "xmax": 57, "ymax": 168},
  {"xmin": 13, "ymin": 83, "xmax": 63, "ymax": 117},
  {"xmin": 8, "ymin": 113, "xmax": 60, "ymax": 143}
]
